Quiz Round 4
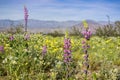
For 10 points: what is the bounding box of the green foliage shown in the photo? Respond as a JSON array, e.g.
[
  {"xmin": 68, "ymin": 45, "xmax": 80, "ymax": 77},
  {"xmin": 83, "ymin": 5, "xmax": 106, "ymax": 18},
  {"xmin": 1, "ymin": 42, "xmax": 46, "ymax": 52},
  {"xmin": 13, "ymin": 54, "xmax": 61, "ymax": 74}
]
[
  {"xmin": 95, "ymin": 21, "xmax": 120, "ymax": 37},
  {"xmin": 47, "ymin": 30, "xmax": 64, "ymax": 37},
  {"xmin": 70, "ymin": 26, "xmax": 82, "ymax": 36},
  {"xmin": 7, "ymin": 24, "xmax": 24, "ymax": 34},
  {"xmin": 95, "ymin": 25, "xmax": 117, "ymax": 37},
  {"xmin": 115, "ymin": 21, "xmax": 120, "ymax": 36},
  {"xmin": 0, "ymin": 33, "xmax": 120, "ymax": 79}
]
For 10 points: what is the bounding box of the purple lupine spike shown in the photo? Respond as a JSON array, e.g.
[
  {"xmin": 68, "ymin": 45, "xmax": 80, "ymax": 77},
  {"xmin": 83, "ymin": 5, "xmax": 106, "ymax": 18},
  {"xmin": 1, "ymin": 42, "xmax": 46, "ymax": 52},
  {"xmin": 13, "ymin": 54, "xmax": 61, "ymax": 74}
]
[
  {"xmin": 82, "ymin": 29, "xmax": 92, "ymax": 40},
  {"xmin": 84, "ymin": 54, "xmax": 88, "ymax": 59},
  {"xmin": 83, "ymin": 54, "xmax": 89, "ymax": 60},
  {"xmin": 24, "ymin": 6, "xmax": 28, "ymax": 21},
  {"xmin": 82, "ymin": 44, "xmax": 90, "ymax": 50},
  {"xmin": 24, "ymin": 6, "xmax": 29, "ymax": 32},
  {"xmin": 42, "ymin": 45, "xmax": 47, "ymax": 56},
  {"xmin": 64, "ymin": 50, "xmax": 71, "ymax": 54},
  {"xmin": 9, "ymin": 35, "xmax": 14, "ymax": 41},
  {"xmin": 63, "ymin": 38, "xmax": 72, "ymax": 63},
  {"xmin": 0, "ymin": 45, "xmax": 4, "ymax": 53},
  {"xmin": 24, "ymin": 34, "xmax": 30, "ymax": 40},
  {"xmin": 82, "ymin": 21, "xmax": 92, "ymax": 79}
]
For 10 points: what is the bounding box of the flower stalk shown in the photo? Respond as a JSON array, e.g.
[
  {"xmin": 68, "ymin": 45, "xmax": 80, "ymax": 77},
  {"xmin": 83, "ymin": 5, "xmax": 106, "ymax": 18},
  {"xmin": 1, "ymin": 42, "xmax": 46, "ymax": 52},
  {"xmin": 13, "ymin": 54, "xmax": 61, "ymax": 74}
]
[
  {"xmin": 82, "ymin": 20, "xmax": 92, "ymax": 79},
  {"xmin": 63, "ymin": 31, "xmax": 72, "ymax": 79},
  {"xmin": 24, "ymin": 6, "xmax": 29, "ymax": 32}
]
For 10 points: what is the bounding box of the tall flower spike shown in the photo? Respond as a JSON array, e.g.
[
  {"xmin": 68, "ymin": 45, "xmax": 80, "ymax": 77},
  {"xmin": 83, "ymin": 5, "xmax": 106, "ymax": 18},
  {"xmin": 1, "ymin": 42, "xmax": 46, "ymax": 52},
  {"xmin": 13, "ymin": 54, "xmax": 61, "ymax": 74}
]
[
  {"xmin": 24, "ymin": 6, "xmax": 29, "ymax": 32},
  {"xmin": 82, "ymin": 30, "xmax": 92, "ymax": 40},
  {"xmin": 63, "ymin": 38, "xmax": 71, "ymax": 63},
  {"xmin": 82, "ymin": 20, "xmax": 92, "ymax": 79}
]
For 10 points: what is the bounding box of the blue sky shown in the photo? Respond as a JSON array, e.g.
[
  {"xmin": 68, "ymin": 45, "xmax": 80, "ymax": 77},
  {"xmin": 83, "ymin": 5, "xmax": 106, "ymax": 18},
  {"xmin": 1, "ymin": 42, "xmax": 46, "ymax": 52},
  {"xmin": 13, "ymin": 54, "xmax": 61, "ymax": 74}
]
[{"xmin": 0, "ymin": 0, "xmax": 120, "ymax": 21}]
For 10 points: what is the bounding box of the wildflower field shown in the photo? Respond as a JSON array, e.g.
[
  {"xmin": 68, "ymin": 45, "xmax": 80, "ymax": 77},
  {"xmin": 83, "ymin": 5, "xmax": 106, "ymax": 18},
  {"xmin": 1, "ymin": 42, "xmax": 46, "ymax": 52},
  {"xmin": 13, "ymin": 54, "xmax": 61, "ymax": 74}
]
[{"xmin": 0, "ymin": 32, "xmax": 120, "ymax": 80}]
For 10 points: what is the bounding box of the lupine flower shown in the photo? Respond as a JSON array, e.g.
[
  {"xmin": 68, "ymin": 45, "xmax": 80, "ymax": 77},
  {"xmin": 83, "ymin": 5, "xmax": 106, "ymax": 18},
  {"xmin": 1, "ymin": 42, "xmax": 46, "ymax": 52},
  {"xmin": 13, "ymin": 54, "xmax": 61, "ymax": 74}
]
[
  {"xmin": 42, "ymin": 45, "xmax": 47, "ymax": 56},
  {"xmin": 64, "ymin": 53, "xmax": 71, "ymax": 63},
  {"xmin": 24, "ymin": 6, "xmax": 28, "ymax": 22},
  {"xmin": 0, "ymin": 45, "xmax": 4, "ymax": 53},
  {"xmin": 9, "ymin": 35, "xmax": 14, "ymax": 41},
  {"xmin": 82, "ymin": 44, "xmax": 90, "ymax": 50},
  {"xmin": 82, "ymin": 20, "xmax": 92, "ymax": 78},
  {"xmin": 63, "ymin": 38, "xmax": 71, "ymax": 63},
  {"xmin": 82, "ymin": 29, "xmax": 92, "ymax": 40},
  {"xmin": 83, "ymin": 54, "xmax": 89, "ymax": 60},
  {"xmin": 24, "ymin": 6, "xmax": 29, "ymax": 32},
  {"xmin": 24, "ymin": 34, "xmax": 30, "ymax": 40}
]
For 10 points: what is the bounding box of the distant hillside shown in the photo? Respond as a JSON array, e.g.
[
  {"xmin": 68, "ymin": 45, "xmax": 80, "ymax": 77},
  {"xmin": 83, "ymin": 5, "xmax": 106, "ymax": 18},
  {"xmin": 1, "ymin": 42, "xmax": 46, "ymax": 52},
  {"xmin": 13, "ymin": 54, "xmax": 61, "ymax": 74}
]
[{"xmin": 0, "ymin": 19, "xmax": 111, "ymax": 32}]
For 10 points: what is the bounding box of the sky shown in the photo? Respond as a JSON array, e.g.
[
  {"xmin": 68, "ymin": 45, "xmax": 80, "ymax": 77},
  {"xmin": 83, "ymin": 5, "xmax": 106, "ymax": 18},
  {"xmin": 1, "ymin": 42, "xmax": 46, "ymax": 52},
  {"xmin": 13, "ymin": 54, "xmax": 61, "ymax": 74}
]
[{"xmin": 0, "ymin": 0, "xmax": 120, "ymax": 21}]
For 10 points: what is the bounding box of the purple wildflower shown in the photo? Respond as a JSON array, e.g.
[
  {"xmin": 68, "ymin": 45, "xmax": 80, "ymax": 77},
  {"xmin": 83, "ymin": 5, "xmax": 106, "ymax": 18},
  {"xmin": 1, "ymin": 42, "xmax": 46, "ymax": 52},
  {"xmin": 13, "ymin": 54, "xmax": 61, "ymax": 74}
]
[
  {"xmin": 0, "ymin": 46, "xmax": 4, "ymax": 53},
  {"xmin": 9, "ymin": 35, "xmax": 14, "ymax": 41},
  {"xmin": 64, "ymin": 53, "xmax": 71, "ymax": 63},
  {"xmin": 63, "ymin": 38, "xmax": 72, "ymax": 63},
  {"xmin": 82, "ymin": 21, "xmax": 92, "ymax": 78},
  {"xmin": 82, "ymin": 44, "xmax": 90, "ymax": 50},
  {"xmin": 83, "ymin": 54, "xmax": 89, "ymax": 60},
  {"xmin": 24, "ymin": 6, "xmax": 28, "ymax": 21},
  {"xmin": 24, "ymin": 6, "xmax": 29, "ymax": 32},
  {"xmin": 82, "ymin": 29, "xmax": 92, "ymax": 40},
  {"xmin": 42, "ymin": 45, "xmax": 47, "ymax": 56}
]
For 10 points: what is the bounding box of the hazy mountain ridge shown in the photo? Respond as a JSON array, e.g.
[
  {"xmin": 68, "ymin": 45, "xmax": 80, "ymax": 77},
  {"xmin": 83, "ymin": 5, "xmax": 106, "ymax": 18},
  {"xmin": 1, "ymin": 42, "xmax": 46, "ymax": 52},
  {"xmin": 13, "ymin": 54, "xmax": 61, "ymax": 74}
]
[
  {"xmin": 0, "ymin": 19, "xmax": 112, "ymax": 32},
  {"xmin": 0, "ymin": 19, "xmax": 109, "ymax": 28}
]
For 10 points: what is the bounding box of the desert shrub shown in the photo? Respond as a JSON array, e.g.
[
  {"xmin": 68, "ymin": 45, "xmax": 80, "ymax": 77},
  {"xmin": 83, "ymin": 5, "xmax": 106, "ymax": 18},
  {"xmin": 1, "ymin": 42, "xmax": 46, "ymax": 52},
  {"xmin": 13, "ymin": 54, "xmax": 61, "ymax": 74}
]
[
  {"xmin": 95, "ymin": 25, "xmax": 117, "ymax": 37},
  {"xmin": 115, "ymin": 21, "xmax": 120, "ymax": 36},
  {"xmin": 7, "ymin": 24, "xmax": 24, "ymax": 34},
  {"xmin": 47, "ymin": 30, "xmax": 64, "ymax": 37},
  {"xmin": 70, "ymin": 26, "xmax": 82, "ymax": 37},
  {"xmin": 95, "ymin": 21, "xmax": 120, "ymax": 37}
]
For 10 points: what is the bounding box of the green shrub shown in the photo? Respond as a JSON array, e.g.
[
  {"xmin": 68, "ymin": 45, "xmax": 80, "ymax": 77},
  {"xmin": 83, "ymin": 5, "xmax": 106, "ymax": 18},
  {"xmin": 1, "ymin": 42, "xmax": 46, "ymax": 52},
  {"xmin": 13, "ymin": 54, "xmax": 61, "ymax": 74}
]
[{"xmin": 95, "ymin": 21, "xmax": 120, "ymax": 37}]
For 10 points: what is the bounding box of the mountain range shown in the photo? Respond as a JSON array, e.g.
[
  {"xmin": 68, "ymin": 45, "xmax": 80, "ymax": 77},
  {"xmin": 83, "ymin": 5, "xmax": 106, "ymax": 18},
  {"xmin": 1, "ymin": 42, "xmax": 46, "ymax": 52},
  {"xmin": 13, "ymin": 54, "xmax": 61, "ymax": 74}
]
[{"xmin": 0, "ymin": 19, "xmax": 112, "ymax": 33}]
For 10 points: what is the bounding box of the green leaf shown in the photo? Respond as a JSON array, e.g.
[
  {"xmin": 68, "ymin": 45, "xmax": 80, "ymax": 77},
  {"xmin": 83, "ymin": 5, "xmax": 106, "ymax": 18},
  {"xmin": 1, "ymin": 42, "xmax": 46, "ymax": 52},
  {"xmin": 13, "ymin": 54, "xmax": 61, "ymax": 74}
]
[{"xmin": 92, "ymin": 73, "xmax": 97, "ymax": 80}]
